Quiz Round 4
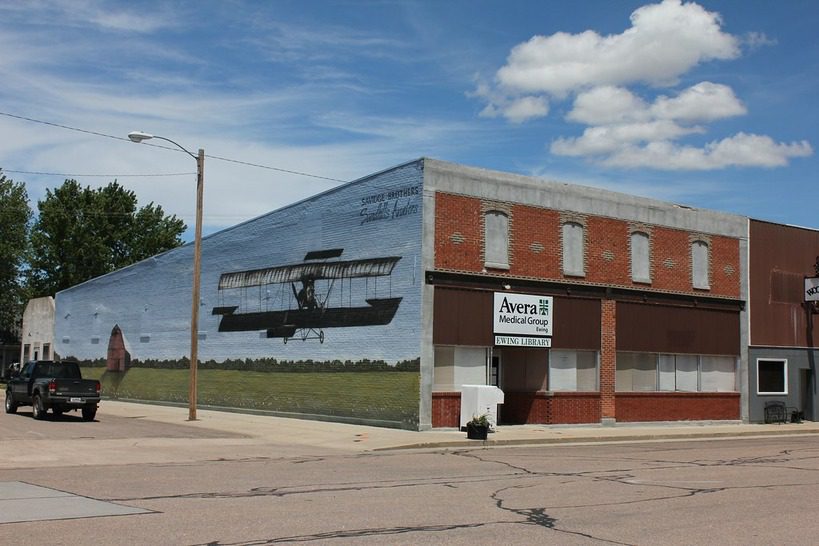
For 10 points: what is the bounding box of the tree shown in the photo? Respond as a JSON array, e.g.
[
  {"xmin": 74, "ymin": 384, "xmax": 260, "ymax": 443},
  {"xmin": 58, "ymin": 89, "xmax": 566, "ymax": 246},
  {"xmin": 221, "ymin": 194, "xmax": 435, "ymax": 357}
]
[
  {"xmin": 27, "ymin": 179, "xmax": 186, "ymax": 296},
  {"xmin": 0, "ymin": 170, "xmax": 31, "ymax": 341}
]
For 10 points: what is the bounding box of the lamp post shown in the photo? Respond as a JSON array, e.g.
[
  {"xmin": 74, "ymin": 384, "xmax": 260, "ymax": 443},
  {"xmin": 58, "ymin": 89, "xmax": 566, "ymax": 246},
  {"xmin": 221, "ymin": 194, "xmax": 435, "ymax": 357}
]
[{"xmin": 128, "ymin": 131, "xmax": 203, "ymax": 421}]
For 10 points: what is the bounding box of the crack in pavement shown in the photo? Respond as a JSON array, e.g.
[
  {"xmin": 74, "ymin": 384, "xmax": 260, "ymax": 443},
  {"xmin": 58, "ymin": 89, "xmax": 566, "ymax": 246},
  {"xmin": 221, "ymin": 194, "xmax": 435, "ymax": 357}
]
[
  {"xmin": 189, "ymin": 522, "xmax": 491, "ymax": 545},
  {"xmin": 76, "ymin": 441, "xmax": 819, "ymax": 545}
]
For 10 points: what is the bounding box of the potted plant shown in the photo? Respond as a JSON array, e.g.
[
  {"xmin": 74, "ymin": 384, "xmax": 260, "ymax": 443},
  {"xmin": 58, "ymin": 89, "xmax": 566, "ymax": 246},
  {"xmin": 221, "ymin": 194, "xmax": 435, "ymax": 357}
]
[{"xmin": 466, "ymin": 413, "xmax": 490, "ymax": 440}]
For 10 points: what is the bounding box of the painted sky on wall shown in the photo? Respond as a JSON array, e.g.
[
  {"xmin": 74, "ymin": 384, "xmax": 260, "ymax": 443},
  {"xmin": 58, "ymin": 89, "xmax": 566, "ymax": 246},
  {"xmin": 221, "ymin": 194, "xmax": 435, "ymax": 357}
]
[{"xmin": 0, "ymin": 0, "xmax": 816, "ymax": 237}]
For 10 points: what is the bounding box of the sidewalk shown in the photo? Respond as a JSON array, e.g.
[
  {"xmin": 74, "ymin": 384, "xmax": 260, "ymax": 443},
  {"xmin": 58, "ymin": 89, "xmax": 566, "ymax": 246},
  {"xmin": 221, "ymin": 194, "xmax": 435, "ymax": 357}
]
[
  {"xmin": 103, "ymin": 401, "xmax": 819, "ymax": 452},
  {"xmin": 4, "ymin": 400, "xmax": 818, "ymax": 470}
]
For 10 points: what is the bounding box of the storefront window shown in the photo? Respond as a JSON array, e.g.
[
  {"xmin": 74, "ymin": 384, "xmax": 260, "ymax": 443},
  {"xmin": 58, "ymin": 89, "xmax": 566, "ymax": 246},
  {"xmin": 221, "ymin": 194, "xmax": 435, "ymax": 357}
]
[
  {"xmin": 701, "ymin": 356, "xmax": 736, "ymax": 392},
  {"xmin": 617, "ymin": 352, "xmax": 737, "ymax": 393},
  {"xmin": 550, "ymin": 350, "xmax": 598, "ymax": 391},
  {"xmin": 433, "ymin": 345, "xmax": 489, "ymax": 391},
  {"xmin": 616, "ymin": 352, "xmax": 656, "ymax": 391}
]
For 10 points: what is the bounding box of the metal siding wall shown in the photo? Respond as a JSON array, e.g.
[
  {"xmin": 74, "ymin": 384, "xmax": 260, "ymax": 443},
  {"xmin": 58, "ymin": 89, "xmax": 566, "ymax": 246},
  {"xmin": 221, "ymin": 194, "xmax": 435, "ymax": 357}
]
[
  {"xmin": 433, "ymin": 287, "xmax": 600, "ymax": 350},
  {"xmin": 617, "ymin": 302, "xmax": 740, "ymax": 355},
  {"xmin": 749, "ymin": 220, "xmax": 819, "ymax": 347}
]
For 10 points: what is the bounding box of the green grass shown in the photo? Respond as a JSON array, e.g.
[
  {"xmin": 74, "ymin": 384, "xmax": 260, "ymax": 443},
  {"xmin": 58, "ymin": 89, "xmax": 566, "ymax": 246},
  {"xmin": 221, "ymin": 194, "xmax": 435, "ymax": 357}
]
[{"xmin": 91, "ymin": 367, "xmax": 419, "ymax": 426}]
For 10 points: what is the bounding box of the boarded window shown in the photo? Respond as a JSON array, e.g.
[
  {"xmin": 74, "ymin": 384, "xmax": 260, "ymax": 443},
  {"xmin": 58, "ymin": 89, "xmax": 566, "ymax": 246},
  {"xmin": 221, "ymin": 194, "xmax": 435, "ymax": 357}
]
[
  {"xmin": 562, "ymin": 222, "xmax": 585, "ymax": 276},
  {"xmin": 692, "ymin": 240, "xmax": 710, "ymax": 289},
  {"xmin": 484, "ymin": 211, "xmax": 509, "ymax": 268},
  {"xmin": 630, "ymin": 231, "xmax": 651, "ymax": 283}
]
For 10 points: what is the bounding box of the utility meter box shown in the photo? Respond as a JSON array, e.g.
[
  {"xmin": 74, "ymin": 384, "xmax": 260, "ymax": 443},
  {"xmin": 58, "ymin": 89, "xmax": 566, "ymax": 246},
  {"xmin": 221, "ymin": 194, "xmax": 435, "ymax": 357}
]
[{"xmin": 460, "ymin": 385, "xmax": 504, "ymax": 429}]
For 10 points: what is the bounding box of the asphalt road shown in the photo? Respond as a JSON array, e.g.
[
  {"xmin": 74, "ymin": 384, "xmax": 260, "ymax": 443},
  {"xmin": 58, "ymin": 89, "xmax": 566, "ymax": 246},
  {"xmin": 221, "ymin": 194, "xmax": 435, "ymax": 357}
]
[{"xmin": 1, "ymin": 408, "xmax": 818, "ymax": 545}]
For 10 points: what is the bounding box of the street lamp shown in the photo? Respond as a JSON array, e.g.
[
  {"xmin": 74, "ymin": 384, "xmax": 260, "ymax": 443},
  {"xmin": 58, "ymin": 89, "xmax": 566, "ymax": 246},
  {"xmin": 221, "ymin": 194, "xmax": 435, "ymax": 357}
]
[{"xmin": 128, "ymin": 131, "xmax": 204, "ymax": 421}]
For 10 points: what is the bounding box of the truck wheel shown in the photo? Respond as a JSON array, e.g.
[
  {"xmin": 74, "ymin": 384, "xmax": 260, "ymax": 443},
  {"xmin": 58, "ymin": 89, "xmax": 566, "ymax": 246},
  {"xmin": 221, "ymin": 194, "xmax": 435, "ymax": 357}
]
[
  {"xmin": 4, "ymin": 391, "xmax": 17, "ymax": 414},
  {"xmin": 32, "ymin": 394, "xmax": 46, "ymax": 420},
  {"xmin": 82, "ymin": 406, "xmax": 97, "ymax": 421}
]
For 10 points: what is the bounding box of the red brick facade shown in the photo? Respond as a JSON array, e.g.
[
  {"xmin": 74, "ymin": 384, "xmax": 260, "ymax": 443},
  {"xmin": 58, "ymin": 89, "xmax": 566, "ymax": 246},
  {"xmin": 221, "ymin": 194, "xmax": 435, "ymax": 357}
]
[
  {"xmin": 615, "ymin": 393, "xmax": 741, "ymax": 421},
  {"xmin": 434, "ymin": 192, "xmax": 741, "ymax": 298},
  {"xmin": 433, "ymin": 391, "xmax": 602, "ymax": 427},
  {"xmin": 431, "ymin": 391, "xmax": 740, "ymax": 427},
  {"xmin": 431, "ymin": 191, "xmax": 742, "ymax": 428},
  {"xmin": 600, "ymin": 299, "xmax": 616, "ymax": 420},
  {"xmin": 431, "ymin": 392, "xmax": 461, "ymax": 428}
]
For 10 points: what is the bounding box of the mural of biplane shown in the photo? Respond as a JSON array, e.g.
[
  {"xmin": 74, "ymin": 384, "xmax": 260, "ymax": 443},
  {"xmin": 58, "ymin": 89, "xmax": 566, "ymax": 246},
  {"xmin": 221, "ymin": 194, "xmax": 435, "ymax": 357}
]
[{"xmin": 212, "ymin": 249, "xmax": 403, "ymax": 343}]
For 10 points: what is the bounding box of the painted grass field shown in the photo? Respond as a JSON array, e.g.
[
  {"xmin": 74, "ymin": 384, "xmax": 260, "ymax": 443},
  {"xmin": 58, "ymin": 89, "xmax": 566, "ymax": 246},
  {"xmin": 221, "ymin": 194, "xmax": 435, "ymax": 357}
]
[{"xmin": 84, "ymin": 367, "xmax": 419, "ymax": 427}]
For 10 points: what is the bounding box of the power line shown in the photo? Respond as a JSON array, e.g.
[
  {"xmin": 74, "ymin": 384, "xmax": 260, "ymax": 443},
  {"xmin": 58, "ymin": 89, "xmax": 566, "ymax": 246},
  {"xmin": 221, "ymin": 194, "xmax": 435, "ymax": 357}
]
[
  {"xmin": 4, "ymin": 169, "xmax": 196, "ymax": 178},
  {"xmin": 0, "ymin": 111, "xmax": 348, "ymax": 183}
]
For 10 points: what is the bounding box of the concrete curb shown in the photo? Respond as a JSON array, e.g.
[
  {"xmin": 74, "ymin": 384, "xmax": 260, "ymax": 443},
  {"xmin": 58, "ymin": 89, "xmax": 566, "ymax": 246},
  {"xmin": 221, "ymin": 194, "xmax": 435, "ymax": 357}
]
[{"xmin": 375, "ymin": 427, "xmax": 819, "ymax": 451}]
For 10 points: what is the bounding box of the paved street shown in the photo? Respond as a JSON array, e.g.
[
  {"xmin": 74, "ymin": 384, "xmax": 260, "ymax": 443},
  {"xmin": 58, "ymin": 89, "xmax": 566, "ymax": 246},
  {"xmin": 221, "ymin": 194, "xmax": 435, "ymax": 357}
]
[{"xmin": 2, "ymin": 401, "xmax": 819, "ymax": 545}]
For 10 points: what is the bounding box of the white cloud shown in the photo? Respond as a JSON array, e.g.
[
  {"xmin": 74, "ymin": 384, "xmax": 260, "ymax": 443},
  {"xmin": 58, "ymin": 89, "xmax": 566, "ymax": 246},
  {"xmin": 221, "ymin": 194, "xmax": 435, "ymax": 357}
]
[
  {"xmin": 567, "ymin": 86, "xmax": 649, "ymax": 125},
  {"xmin": 500, "ymin": 96, "xmax": 549, "ymax": 123},
  {"xmin": 743, "ymin": 31, "xmax": 777, "ymax": 50},
  {"xmin": 602, "ymin": 133, "xmax": 813, "ymax": 170},
  {"xmin": 488, "ymin": 0, "xmax": 738, "ymax": 112},
  {"xmin": 651, "ymin": 82, "xmax": 746, "ymax": 122},
  {"xmin": 552, "ymin": 120, "xmax": 703, "ymax": 156},
  {"xmin": 476, "ymin": 1, "xmax": 811, "ymax": 171}
]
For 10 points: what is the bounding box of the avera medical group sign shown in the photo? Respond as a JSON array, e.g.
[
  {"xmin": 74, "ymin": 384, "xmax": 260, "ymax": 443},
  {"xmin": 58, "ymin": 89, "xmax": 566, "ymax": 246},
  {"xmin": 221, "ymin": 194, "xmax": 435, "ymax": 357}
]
[{"xmin": 493, "ymin": 292, "xmax": 553, "ymax": 347}]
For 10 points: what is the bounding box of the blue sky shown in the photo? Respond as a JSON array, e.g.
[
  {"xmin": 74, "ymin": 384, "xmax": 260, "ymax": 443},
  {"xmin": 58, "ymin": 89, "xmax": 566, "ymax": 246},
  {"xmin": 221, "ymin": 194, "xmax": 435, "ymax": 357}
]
[{"xmin": 0, "ymin": 0, "xmax": 816, "ymax": 237}]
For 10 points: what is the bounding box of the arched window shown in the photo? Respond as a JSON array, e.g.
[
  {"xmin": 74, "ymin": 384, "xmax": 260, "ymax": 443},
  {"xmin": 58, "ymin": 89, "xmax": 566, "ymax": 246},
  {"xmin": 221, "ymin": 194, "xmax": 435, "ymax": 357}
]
[
  {"xmin": 630, "ymin": 231, "xmax": 651, "ymax": 283},
  {"xmin": 691, "ymin": 240, "xmax": 710, "ymax": 289},
  {"xmin": 562, "ymin": 222, "xmax": 584, "ymax": 276},
  {"xmin": 484, "ymin": 210, "xmax": 509, "ymax": 268}
]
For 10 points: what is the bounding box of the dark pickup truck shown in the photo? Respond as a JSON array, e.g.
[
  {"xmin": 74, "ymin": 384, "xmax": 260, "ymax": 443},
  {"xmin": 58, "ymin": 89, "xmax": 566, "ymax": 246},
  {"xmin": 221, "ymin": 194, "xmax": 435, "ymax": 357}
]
[{"xmin": 4, "ymin": 360, "xmax": 100, "ymax": 421}]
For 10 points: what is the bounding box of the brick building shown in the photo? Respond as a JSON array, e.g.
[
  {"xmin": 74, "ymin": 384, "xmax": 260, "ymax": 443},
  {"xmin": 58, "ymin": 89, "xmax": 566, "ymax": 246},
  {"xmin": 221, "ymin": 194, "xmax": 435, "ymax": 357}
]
[
  {"xmin": 423, "ymin": 160, "xmax": 746, "ymax": 428},
  {"xmin": 51, "ymin": 159, "xmax": 750, "ymax": 430}
]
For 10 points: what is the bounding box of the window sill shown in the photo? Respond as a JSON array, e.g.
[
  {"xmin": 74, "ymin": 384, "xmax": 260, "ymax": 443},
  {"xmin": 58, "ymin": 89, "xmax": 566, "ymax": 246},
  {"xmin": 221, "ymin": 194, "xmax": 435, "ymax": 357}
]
[
  {"xmin": 485, "ymin": 262, "xmax": 510, "ymax": 271},
  {"xmin": 563, "ymin": 272, "xmax": 586, "ymax": 278}
]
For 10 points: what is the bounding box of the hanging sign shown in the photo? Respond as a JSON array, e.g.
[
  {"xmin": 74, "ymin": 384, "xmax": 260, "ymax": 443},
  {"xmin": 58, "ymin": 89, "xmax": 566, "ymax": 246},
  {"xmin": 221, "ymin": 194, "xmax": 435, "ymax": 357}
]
[{"xmin": 806, "ymin": 277, "xmax": 819, "ymax": 302}]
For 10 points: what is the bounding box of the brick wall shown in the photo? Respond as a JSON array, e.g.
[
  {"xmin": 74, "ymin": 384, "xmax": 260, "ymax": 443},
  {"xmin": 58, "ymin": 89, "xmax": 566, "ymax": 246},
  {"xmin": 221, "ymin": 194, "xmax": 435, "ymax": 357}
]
[
  {"xmin": 434, "ymin": 193, "xmax": 483, "ymax": 272},
  {"xmin": 710, "ymin": 235, "xmax": 741, "ymax": 298},
  {"xmin": 586, "ymin": 217, "xmax": 630, "ymax": 285},
  {"xmin": 433, "ymin": 391, "xmax": 738, "ymax": 426},
  {"xmin": 509, "ymin": 205, "xmax": 561, "ymax": 279},
  {"xmin": 615, "ymin": 392, "xmax": 740, "ymax": 421},
  {"xmin": 457, "ymin": 391, "xmax": 600, "ymax": 426},
  {"xmin": 434, "ymin": 192, "xmax": 741, "ymax": 298},
  {"xmin": 600, "ymin": 299, "xmax": 616, "ymax": 420},
  {"xmin": 431, "ymin": 392, "xmax": 461, "ymax": 427},
  {"xmin": 550, "ymin": 393, "xmax": 601, "ymax": 424}
]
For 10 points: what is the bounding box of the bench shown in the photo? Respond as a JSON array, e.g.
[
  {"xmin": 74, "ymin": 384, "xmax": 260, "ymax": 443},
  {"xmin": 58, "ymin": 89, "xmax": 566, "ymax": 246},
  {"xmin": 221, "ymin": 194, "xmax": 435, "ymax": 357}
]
[{"xmin": 764, "ymin": 401, "xmax": 787, "ymax": 424}]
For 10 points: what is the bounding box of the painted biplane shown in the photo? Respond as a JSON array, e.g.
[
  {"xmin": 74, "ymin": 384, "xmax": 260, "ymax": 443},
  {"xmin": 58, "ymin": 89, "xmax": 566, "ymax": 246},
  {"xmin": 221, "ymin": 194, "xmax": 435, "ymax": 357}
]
[{"xmin": 212, "ymin": 249, "xmax": 402, "ymax": 343}]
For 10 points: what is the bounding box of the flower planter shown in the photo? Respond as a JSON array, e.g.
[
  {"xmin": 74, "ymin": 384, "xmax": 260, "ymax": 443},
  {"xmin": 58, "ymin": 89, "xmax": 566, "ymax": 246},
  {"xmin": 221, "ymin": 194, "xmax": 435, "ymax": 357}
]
[{"xmin": 466, "ymin": 422, "xmax": 489, "ymax": 440}]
